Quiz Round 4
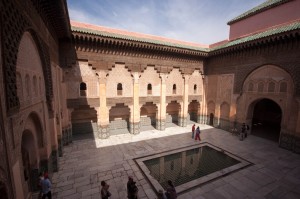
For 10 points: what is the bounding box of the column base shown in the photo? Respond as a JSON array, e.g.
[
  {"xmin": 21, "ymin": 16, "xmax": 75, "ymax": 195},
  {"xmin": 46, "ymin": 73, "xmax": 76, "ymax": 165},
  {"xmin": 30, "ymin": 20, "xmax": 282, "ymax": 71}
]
[
  {"xmin": 279, "ymin": 130, "xmax": 300, "ymax": 154},
  {"xmin": 51, "ymin": 149, "xmax": 58, "ymax": 172},
  {"xmin": 129, "ymin": 122, "xmax": 140, "ymax": 134},
  {"xmin": 67, "ymin": 126, "xmax": 73, "ymax": 144},
  {"xmin": 156, "ymin": 119, "xmax": 166, "ymax": 131},
  {"xmin": 98, "ymin": 125, "xmax": 110, "ymax": 139},
  {"xmin": 199, "ymin": 114, "xmax": 208, "ymax": 124},
  {"xmin": 58, "ymin": 136, "xmax": 63, "ymax": 157},
  {"xmin": 178, "ymin": 117, "xmax": 187, "ymax": 127}
]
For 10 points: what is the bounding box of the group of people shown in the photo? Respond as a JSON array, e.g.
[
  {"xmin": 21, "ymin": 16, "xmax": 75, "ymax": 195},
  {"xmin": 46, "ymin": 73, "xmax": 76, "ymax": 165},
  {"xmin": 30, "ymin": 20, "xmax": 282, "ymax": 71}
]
[
  {"xmin": 101, "ymin": 176, "xmax": 139, "ymax": 199},
  {"xmin": 192, "ymin": 124, "xmax": 201, "ymax": 141},
  {"xmin": 157, "ymin": 180, "xmax": 177, "ymax": 199},
  {"xmin": 38, "ymin": 172, "xmax": 176, "ymax": 199},
  {"xmin": 102, "ymin": 177, "xmax": 177, "ymax": 199}
]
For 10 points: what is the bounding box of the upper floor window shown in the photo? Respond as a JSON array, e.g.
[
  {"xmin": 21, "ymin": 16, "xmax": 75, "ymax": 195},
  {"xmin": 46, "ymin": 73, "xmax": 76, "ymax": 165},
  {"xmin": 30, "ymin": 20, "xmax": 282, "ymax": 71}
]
[
  {"xmin": 258, "ymin": 82, "xmax": 264, "ymax": 92},
  {"xmin": 25, "ymin": 74, "xmax": 30, "ymax": 98},
  {"xmin": 280, "ymin": 82, "xmax": 287, "ymax": 92},
  {"xmin": 194, "ymin": 84, "xmax": 197, "ymax": 94},
  {"xmin": 80, "ymin": 82, "xmax": 87, "ymax": 96},
  {"xmin": 268, "ymin": 82, "xmax": 275, "ymax": 92},
  {"xmin": 117, "ymin": 83, "xmax": 123, "ymax": 96},
  {"xmin": 33, "ymin": 76, "xmax": 37, "ymax": 95},
  {"xmin": 173, "ymin": 84, "xmax": 176, "ymax": 94},
  {"xmin": 147, "ymin": 83, "xmax": 152, "ymax": 95}
]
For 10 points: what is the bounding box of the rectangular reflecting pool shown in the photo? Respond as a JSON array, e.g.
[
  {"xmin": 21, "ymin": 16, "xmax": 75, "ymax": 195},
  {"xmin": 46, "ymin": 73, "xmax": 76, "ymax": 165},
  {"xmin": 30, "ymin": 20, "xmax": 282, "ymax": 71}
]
[{"xmin": 135, "ymin": 143, "xmax": 251, "ymax": 194}]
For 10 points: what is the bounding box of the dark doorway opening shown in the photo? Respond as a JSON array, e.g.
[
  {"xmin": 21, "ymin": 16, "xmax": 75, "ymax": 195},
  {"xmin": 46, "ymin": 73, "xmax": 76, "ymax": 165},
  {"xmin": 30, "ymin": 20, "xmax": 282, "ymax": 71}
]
[
  {"xmin": 251, "ymin": 99, "xmax": 282, "ymax": 142},
  {"xmin": 0, "ymin": 182, "xmax": 8, "ymax": 199},
  {"xmin": 209, "ymin": 113, "xmax": 214, "ymax": 126}
]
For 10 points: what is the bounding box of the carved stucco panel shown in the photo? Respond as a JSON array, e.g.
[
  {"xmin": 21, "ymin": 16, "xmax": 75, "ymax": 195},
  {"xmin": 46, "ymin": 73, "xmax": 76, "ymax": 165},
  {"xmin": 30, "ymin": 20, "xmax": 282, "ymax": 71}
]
[
  {"xmin": 166, "ymin": 68, "xmax": 183, "ymax": 95},
  {"xmin": 139, "ymin": 67, "xmax": 161, "ymax": 97},
  {"xmin": 106, "ymin": 64, "xmax": 133, "ymax": 98},
  {"xmin": 189, "ymin": 70, "xmax": 203, "ymax": 95}
]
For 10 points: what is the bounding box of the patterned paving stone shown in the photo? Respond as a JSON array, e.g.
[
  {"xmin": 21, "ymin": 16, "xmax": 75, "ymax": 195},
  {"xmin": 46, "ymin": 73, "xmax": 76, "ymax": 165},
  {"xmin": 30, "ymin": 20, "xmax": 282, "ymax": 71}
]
[{"xmin": 52, "ymin": 124, "xmax": 300, "ymax": 199}]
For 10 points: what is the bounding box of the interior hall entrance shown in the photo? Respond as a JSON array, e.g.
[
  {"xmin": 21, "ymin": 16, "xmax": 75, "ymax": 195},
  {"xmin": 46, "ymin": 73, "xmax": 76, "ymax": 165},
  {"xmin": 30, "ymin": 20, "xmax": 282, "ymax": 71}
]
[
  {"xmin": 140, "ymin": 102, "xmax": 157, "ymax": 131},
  {"xmin": 166, "ymin": 101, "xmax": 181, "ymax": 127},
  {"xmin": 250, "ymin": 98, "xmax": 282, "ymax": 142}
]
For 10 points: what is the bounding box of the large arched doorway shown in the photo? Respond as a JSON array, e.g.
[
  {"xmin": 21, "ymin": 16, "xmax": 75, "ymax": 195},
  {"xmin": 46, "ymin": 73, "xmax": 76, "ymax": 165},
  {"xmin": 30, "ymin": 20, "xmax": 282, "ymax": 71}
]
[
  {"xmin": 166, "ymin": 101, "xmax": 181, "ymax": 127},
  {"xmin": 207, "ymin": 101, "xmax": 215, "ymax": 126},
  {"xmin": 250, "ymin": 99, "xmax": 282, "ymax": 142},
  {"xmin": 188, "ymin": 100, "xmax": 200, "ymax": 124},
  {"xmin": 0, "ymin": 182, "xmax": 8, "ymax": 199},
  {"xmin": 109, "ymin": 103, "xmax": 130, "ymax": 135},
  {"xmin": 140, "ymin": 102, "xmax": 157, "ymax": 131},
  {"xmin": 219, "ymin": 102, "xmax": 230, "ymax": 130},
  {"xmin": 21, "ymin": 130, "xmax": 38, "ymax": 192}
]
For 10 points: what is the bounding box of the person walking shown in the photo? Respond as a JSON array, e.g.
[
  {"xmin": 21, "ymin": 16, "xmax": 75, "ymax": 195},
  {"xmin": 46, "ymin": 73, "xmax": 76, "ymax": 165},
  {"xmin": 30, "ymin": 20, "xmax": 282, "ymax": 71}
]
[
  {"xmin": 101, "ymin": 180, "xmax": 111, "ymax": 199},
  {"xmin": 165, "ymin": 180, "xmax": 177, "ymax": 199},
  {"xmin": 41, "ymin": 173, "xmax": 51, "ymax": 199},
  {"xmin": 192, "ymin": 124, "xmax": 195, "ymax": 139},
  {"xmin": 127, "ymin": 176, "xmax": 138, "ymax": 199},
  {"xmin": 195, "ymin": 126, "xmax": 201, "ymax": 141}
]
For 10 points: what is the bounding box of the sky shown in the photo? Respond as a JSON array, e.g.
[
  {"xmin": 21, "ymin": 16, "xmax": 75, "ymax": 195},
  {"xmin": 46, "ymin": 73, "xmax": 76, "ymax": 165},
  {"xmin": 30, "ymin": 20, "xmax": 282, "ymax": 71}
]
[{"xmin": 67, "ymin": 0, "xmax": 266, "ymax": 45}]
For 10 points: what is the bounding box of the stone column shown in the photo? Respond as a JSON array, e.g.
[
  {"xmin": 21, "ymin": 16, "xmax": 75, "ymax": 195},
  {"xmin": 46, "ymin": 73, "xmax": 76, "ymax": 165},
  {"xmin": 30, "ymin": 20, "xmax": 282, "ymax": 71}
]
[
  {"xmin": 97, "ymin": 71, "xmax": 110, "ymax": 139},
  {"xmin": 179, "ymin": 75, "xmax": 190, "ymax": 127},
  {"xmin": 158, "ymin": 73, "xmax": 168, "ymax": 130},
  {"xmin": 199, "ymin": 75, "xmax": 208, "ymax": 124},
  {"xmin": 129, "ymin": 72, "xmax": 140, "ymax": 134},
  {"xmin": 159, "ymin": 156, "xmax": 165, "ymax": 180},
  {"xmin": 181, "ymin": 151, "xmax": 186, "ymax": 175}
]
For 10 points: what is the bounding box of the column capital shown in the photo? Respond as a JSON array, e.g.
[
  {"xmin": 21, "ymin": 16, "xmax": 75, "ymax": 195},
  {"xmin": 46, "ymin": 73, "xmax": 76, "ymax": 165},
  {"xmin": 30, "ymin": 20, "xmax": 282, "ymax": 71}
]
[
  {"xmin": 159, "ymin": 73, "xmax": 168, "ymax": 84},
  {"xmin": 132, "ymin": 72, "xmax": 140, "ymax": 84},
  {"xmin": 183, "ymin": 74, "xmax": 191, "ymax": 84},
  {"xmin": 96, "ymin": 70, "xmax": 108, "ymax": 83}
]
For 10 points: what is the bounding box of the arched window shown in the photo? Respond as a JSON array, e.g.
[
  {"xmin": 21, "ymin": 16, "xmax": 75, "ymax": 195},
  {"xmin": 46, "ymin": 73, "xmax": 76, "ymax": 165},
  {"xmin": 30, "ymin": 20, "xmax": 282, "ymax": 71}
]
[
  {"xmin": 117, "ymin": 83, "xmax": 123, "ymax": 96},
  {"xmin": 268, "ymin": 82, "xmax": 275, "ymax": 92},
  {"xmin": 194, "ymin": 84, "xmax": 197, "ymax": 94},
  {"xmin": 147, "ymin": 83, "xmax": 152, "ymax": 95},
  {"xmin": 248, "ymin": 82, "xmax": 254, "ymax": 92},
  {"xmin": 258, "ymin": 82, "xmax": 264, "ymax": 92},
  {"xmin": 33, "ymin": 76, "xmax": 37, "ymax": 95},
  {"xmin": 80, "ymin": 82, "xmax": 87, "ymax": 96},
  {"xmin": 280, "ymin": 82, "xmax": 287, "ymax": 92},
  {"xmin": 25, "ymin": 74, "xmax": 30, "ymax": 98},
  {"xmin": 173, "ymin": 84, "xmax": 176, "ymax": 94}
]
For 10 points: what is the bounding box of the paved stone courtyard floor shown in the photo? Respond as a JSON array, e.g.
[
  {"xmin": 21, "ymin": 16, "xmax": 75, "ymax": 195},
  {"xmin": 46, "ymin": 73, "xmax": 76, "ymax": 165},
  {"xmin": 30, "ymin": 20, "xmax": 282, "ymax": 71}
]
[{"xmin": 52, "ymin": 124, "xmax": 300, "ymax": 199}]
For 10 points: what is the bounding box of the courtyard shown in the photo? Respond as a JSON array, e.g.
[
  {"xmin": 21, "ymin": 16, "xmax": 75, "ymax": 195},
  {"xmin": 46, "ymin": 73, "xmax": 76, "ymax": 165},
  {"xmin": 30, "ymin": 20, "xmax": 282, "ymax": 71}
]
[{"xmin": 52, "ymin": 125, "xmax": 300, "ymax": 199}]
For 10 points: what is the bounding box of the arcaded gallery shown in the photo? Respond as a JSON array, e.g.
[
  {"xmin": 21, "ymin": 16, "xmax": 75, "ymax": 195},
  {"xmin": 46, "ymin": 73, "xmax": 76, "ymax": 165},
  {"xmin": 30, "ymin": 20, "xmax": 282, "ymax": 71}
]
[{"xmin": 0, "ymin": 0, "xmax": 300, "ymax": 198}]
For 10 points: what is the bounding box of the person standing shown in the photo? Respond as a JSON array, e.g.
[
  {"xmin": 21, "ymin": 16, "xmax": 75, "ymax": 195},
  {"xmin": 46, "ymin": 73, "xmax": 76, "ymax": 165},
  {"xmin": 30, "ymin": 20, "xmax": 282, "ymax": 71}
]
[
  {"xmin": 192, "ymin": 124, "xmax": 195, "ymax": 139},
  {"xmin": 41, "ymin": 173, "xmax": 51, "ymax": 199},
  {"xmin": 165, "ymin": 180, "xmax": 177, "ymax": 199},
  {"xmin": 240, "ymin": 123, "xmax": 246, "ymax": 141},
  {"xmin": 195, "ymin": 126, "xmax": 201, "ymax": 141},
  {"xmin": 127, "ymin": 176, "xmax": 138, "ymax": 199},
  {"xmin": 38, "ymin": 172, "xmax": 44, "ymax": 199},
  {"xmin": 101, "ymin": 180, "xmax": 111, "ymax": 199}
]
